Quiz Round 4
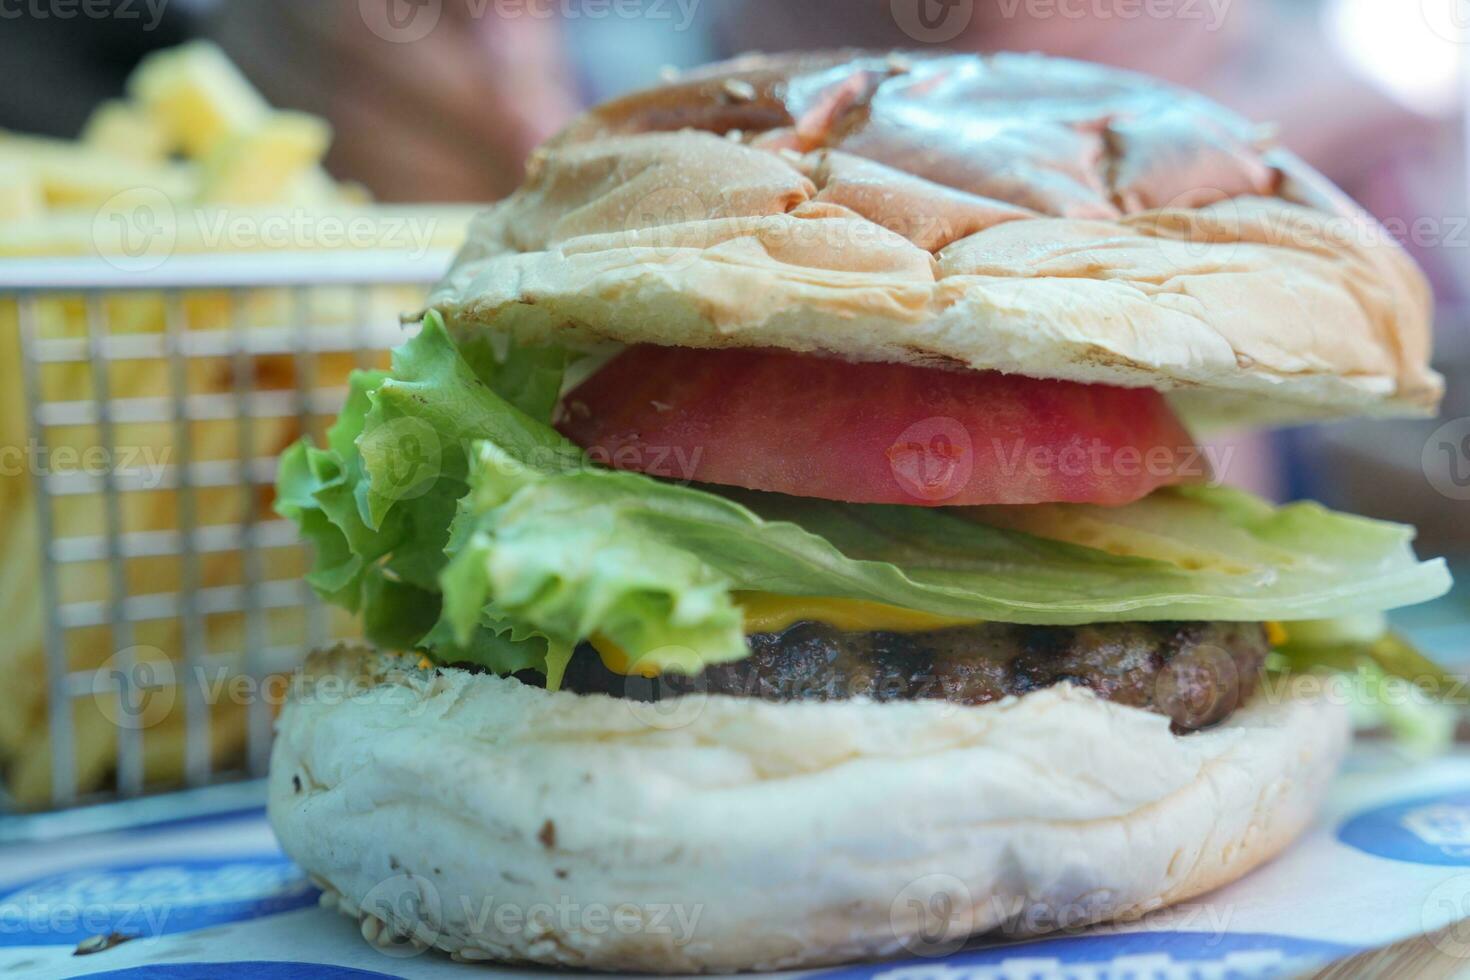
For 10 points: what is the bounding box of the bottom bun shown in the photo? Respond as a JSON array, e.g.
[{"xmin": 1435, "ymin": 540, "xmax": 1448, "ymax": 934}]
[{"xmin": 268, "ymin": 647, "xmax": 1349, "ymax": 973}]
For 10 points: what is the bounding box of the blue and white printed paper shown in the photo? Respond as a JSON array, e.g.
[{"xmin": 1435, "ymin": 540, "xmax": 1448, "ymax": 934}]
[{"xmin": 7, "ymin": 746, "xmax": 1470, "ymax": 980}]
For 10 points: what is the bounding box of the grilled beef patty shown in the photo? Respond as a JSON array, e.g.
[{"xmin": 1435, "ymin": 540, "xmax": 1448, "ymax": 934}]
[{"xmin": 532, "ymin": 620, "xmax": 1268, "ymax": 732}]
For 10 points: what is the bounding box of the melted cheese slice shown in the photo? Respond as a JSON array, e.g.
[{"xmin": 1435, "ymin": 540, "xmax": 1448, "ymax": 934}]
[
  {"xmin": 732, "ymin": 593, "xmax": 979, "ymax": 634},
  {"xmin": 588, "ymin": 596, "xmax": 1287, "ymax": 677},
  {"xmin": 589, "ymin": 594, "xmax": 982, "ymax": 677}
]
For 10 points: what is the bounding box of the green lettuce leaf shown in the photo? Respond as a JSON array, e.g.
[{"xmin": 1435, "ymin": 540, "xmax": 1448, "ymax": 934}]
[
  {"xmin": 1273, "ymin": 627, "xmax": 1460, "ymax": 757},
  {"xmin": 275, "ymin": 313, "xmax": 572, "ymax": 668},
  {"xmin": 278, "ymin": 312, "xmax": 1453, "ymax": 679}
]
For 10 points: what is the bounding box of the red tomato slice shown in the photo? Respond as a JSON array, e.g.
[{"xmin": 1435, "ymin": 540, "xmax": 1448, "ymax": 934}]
[{"xmin": 558, "ymin": 346, "xmax": 1204, "ymax": 507}]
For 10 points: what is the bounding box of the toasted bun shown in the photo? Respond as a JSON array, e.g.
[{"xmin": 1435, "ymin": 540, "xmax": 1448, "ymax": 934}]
[
  {"xmin": 430, "ymin": 51, "xmax": 1440, "ymax": 428},
  {"xmin": 269, "ymin": 647, "xmax": 1349, "ymax": 973}
]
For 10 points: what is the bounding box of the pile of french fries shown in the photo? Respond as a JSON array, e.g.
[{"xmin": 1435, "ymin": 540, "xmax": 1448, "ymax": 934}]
[
  {"xmin": 1, "ymin": 41, "xmax": 475, "ymax": 256},
  {"xmin": 0, "ymin": 42, "xmax": 476, "ymax": 808}
]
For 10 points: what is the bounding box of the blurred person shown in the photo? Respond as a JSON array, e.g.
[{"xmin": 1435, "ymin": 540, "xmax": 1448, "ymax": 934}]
[{"xmin": 204, "ymin": 1, "xmax": 583, "ymax": 201}]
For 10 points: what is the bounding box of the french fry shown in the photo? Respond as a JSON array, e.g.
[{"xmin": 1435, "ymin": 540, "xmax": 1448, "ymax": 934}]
[
  {"xmin": 0, "ymin": 132, "xmax": 197, "ymax": 208},
  {"xmin": 0, "ymin": 40, "xmax": 480, "ymax": 809},
  {"xmin": 129, "ymin": 40, "xmax": 268, "ymax": 159},
  {"xmin": 0, "ymin": 161, "xmax": 42, "ymax": 221},
  {"xmin": 198, "ymin": 112, "xmax": 332, "ymax": 205},
  {"xmin": 81, "ymin": 99, "xmax": 172, "ymax": 163}
]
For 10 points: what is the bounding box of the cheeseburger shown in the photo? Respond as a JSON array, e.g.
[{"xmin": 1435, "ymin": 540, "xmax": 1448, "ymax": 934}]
[{"xmin": 269, "ymin": 51, "xmax": 1453, "ymax": 972}]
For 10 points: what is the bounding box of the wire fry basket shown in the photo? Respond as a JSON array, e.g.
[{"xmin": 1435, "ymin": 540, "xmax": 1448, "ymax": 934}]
[{"xmin": 0, "ymin": 251, "xmax": 451, "ymax": 831}]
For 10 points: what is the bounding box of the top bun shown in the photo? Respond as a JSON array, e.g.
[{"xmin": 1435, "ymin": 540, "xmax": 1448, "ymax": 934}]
[{"xmin": 431, "ymin": 51, "xmax": 1441, "ymax": 426}]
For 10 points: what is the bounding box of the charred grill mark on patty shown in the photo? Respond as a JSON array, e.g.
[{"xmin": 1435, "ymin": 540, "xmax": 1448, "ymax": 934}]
[{"xmin": 538, "ymin": 620, "xmax": 1268, "ymax": 733}]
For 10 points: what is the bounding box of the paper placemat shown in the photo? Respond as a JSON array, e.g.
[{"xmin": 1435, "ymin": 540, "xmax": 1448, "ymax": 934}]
[{"xmin": 6, "ymin": 746, "xmax": 1470, "ymax": 980}]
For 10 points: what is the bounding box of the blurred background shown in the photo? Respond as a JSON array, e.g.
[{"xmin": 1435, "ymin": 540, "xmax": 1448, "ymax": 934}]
[{"xmin": 0, "ymin": 0, "xmax": 1466, "ymax": 813}]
